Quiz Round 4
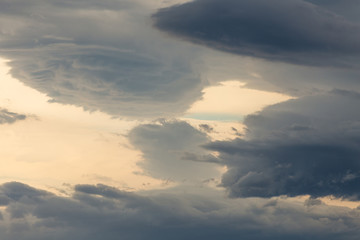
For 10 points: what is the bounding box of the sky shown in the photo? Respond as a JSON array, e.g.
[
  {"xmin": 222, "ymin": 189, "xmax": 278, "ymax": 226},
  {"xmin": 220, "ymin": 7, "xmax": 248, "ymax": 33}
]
[{"xmin": 0, "ymin": 0, "xmax": 360, "ymax": 239}]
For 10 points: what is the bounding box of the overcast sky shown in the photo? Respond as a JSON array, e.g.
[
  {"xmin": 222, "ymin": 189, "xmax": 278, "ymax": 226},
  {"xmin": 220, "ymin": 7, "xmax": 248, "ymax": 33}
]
[{"xmin": 1, "ymin": 0, "xmax": 360, "ymax": 239}]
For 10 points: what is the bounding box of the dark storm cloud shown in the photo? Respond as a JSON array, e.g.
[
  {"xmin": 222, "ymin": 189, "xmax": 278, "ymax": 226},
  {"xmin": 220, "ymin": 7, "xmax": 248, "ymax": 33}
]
[
  {"xmin": 0, "ymin": 109, "xmax": 26, "ymax": 124},
  {"xmin": 0, "ymin": 0, "xmax": 205, "ymax": 118},
  {"xmin": 128, "ymin": 120, "xmax": 219, "ymax": 181},
  {"xmin": 205, "ymin": 91, "xmax": 360, "ymax": 199},
  {"xmin": 304, "ymin": 0, "xmax": 360, "ymax": 21},
  {"xmin": 153, "ymin": 0, "xmax": 360, "ymax": 67},
  {"xmin": 1, "ymin": 182, "xmax": 360, "ymax": 240}
]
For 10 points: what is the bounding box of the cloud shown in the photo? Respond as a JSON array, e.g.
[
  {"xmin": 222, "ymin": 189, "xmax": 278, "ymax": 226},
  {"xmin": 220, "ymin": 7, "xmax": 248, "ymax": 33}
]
[
  {"xmin": 198, "ymin": 124, "xmax": 214, "ymax": 133},
  {"xmin": 1, "ymin": 182, "xmax": 360, "ymax": 240},
  {"xmin": 0, "ymin": 109, "xmax": 26, "ymax": 124},
  {"xmin": 205, "ymin": 90, "xmax": 360, "ymax": 199},
  {"xmin": 304, "ymin": 0, "xmax": 360, "ymax": 21},
  {"xmin": 153, "ymin": 0, "xmax": 360, "ymax": 67},
  {"xmin": 128, "ymin": 120, "xmax": 219, "ymax": 182},
  {"xmin": 0, "ymin": 0, "xmax": 205, "ymax": 118}
]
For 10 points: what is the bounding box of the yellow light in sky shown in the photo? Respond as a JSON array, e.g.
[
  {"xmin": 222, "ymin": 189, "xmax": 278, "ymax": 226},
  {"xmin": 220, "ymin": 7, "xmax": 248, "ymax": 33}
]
[
  {"xmin": 186, "ymin": 80, "xmax": 292, "ymax": 121},
  {"xmin": 0, "ymin": 58, "xmax": 165, "ymax": 192},
  {"xmin": 0, "ymin": 58, "xmax": 358, "ymax": 209}
]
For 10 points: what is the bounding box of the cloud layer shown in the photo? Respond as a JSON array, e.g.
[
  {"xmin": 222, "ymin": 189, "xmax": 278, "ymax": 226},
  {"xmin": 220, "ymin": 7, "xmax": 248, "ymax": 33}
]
[
  {"xmin": 1, "ymin": 182, "xmax": 360, "ymax": 240},
  {"xmin": 0, "ymin": 0, "xmax": 205, "ymax": 118},
  {"xmin": 205, "ymin": 90, "xmax": 360, "ymax": 199},
  {"xmin": 1, "ymin": 1, "xmax": 360, "ymax": 239},
  {"xmin": 154, "ymin": 0, "xmax": 360, "ymax": 67}
]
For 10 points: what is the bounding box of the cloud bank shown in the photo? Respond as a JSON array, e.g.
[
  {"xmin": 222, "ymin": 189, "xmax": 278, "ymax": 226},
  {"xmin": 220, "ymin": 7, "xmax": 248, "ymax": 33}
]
[
  {"xmin": 1, "ymin": 182, "xmax": 360, "ymax": 240},
  {"xmin": 154, "ymin": 0, "xmax": 360, "ymax": 67},
  {"xmin": 0, "ymin": 0, "xmax": 205, "ymax": 118},
  {"xmin": 205, "ymin": 90, "xmax": 360, "ymax": 199}
]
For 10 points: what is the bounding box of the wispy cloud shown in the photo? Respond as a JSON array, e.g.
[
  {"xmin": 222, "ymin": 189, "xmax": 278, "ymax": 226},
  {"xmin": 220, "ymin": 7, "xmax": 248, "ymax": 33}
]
[
  {"xmin": 128, "ymin": 120, "xmax": 219, "ymax": 182},
  {"xmin": 0, "ymin": 109, "xmax": 26, "ymax": 124}
]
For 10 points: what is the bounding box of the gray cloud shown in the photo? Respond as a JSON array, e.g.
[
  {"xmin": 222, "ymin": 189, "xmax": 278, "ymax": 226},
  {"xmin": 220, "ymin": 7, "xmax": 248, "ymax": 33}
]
[
  {"xmin": 0, "ymin": 109, "xmax": 26, "ymax": 124},
  {"xmin": 304, "ymin": 0, "xmax": 360, "ymax": 21},
  {"xmin": 1, "ymin": 182, "xmax": 360, "ymax": 240},
  {"xmin": 199, "ymin": 124, "xmax": 214, "ymax": 133},
  {"xmin": 128, "ymin": 120, "xmax": 219, "ymax": 182},
  {"xmin": 0, "ymin": 0, "xmax": 206, "ymax": 118},
  {"xmin": 153, "ymin": 0, "xmax": 360, "ymax": 67},
  {"xmin": 205, "ymin": 90, "xmax": 360, "ymax": 199}
]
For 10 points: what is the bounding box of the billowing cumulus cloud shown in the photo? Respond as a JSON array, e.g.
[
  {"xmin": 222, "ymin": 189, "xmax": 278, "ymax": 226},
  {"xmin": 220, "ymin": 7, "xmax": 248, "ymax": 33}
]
[
  {"xmin": 0, "ymin": 109, "xmax": 26, "ymax": 124},
  {"xmin": 1, "ymin": 182, "xmax": 360, "ymax": 240},
  {"xmin": 0, "ymin": 0, "xmax": 205, "ymax": 118},
  {"xmin": 153, "ymin": 0, "xmax": 360, "ymax": 67},
  {"xmin": 205, "ymin": 90, "xmax": 360, "ymax": 199},
  {"xmin": 128, "ymin": 120, "xmax": 219, "ymax": 182}
]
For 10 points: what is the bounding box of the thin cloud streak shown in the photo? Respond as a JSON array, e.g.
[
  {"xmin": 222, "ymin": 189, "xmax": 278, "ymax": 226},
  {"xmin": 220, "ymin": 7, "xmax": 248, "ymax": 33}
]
[{"xmin": 0, "ymin": 108, "xmax": 26, "ymax": 124}]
